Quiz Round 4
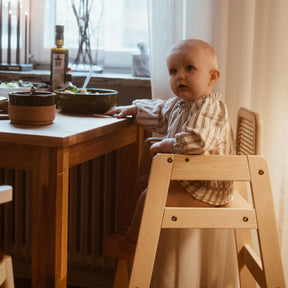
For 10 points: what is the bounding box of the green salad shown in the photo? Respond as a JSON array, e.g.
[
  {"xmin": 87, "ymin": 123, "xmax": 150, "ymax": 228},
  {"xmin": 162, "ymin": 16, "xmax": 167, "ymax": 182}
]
[
  {"xmin": 63, "ymin": 86, "xmax": 99, "ymax": 94},
  {"xmin": 0, "ymin": 80, "xmax": 33, "ymax": 88}
]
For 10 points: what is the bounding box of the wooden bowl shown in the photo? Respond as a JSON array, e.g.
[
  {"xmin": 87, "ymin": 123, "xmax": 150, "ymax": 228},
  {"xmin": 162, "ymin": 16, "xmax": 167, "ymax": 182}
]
[{"xmin": 8, "ymin": 91, "xmax": 56, "ymax": 125}]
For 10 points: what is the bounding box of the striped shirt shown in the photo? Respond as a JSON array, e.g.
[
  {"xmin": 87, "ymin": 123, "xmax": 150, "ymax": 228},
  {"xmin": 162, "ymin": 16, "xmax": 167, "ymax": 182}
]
[{"xmin": 133, "ymin": 93, "xmax": 235, "ymax": 205}]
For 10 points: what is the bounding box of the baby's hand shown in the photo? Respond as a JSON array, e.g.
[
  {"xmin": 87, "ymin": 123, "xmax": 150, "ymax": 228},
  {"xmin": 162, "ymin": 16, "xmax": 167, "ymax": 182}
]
[
  {"xmin": 150, "ymin": 138, "xmax": 175, "ymax": 156},
  {"xmin": 105, "ymin": 105, "xmax": 137, "ymax": 118}
]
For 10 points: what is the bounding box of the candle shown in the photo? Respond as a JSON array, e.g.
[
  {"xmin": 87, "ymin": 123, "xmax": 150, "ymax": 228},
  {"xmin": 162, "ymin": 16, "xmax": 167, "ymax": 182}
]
[
  {"xmin": 7, "ymin": 0, "xmax": 11, "ymax": 64},
  {"xmin": 0, "ymin": 0, "xmax": 2, "ymax": 64},
  {"xmin": 16, "ymin": 0, "xmax": 20, "ymax": 64},
  {"xmin": 25, "ymin": 11, "xmax": 28, "ymax": 64}
]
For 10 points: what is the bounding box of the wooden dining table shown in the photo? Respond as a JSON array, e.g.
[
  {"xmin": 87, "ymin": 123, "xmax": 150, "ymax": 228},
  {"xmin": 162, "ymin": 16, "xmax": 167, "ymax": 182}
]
[{"xmin": 0, "ymin": 111, "xmax": 142, "ymax": 288}]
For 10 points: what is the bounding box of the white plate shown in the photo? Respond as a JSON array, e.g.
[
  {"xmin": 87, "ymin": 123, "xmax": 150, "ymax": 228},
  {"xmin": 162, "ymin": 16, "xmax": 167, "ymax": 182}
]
[{"xmin": 0, "ymin": 87, "xmax": 31, "ymax": 98}]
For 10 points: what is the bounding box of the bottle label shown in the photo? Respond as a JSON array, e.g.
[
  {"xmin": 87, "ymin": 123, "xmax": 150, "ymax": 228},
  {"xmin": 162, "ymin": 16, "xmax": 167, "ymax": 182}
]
[{"xmin": 51, "ymin": 53, "xmax": 66, "ymax": 90}]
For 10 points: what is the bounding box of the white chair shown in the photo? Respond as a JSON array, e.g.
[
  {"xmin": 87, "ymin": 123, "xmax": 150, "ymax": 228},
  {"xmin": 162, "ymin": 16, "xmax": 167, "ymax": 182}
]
[
  {"xmin": 0, "ymin": 186, "xmax": 14, "ymax": 288},
  {"xmin": 114, "ymin": 107, "xmax": 286, "ymax": 288}
]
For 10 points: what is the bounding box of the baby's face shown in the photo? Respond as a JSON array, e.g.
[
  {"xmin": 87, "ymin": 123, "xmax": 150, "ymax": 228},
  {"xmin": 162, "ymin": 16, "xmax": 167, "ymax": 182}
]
[{"xmin": 167, "ymin": 46, "xmax": 217, "ymax": 101}]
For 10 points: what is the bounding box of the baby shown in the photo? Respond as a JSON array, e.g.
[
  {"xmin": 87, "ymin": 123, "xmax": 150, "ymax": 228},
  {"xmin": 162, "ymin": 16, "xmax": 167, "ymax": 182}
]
[{"xmin": 104, "ymin": 39, "xmax": 235, "ymax": 260}]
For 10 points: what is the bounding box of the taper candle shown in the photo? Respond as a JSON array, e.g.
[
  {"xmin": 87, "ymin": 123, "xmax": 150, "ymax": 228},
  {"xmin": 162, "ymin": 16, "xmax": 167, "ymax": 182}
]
[
  {"xmin": 16, "ymin": 0, "xmax": 20, "ymax": 64},
  {"xmin": 8, "ymin": 0, "xmax": 11, "ymax": 64},
  {"xmin": 25, "ymin": 11, "xmax": 28, "ymax": 64},
  {"xmin": 0, "ymin": 0, "xmax": 2, "ymax": 63}
]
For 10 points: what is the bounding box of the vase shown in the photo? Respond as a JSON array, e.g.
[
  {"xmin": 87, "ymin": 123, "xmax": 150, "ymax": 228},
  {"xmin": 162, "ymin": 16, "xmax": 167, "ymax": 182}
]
[{"xmin": 70, "ymin": 0, "xmax": 104, "ymax": 72}]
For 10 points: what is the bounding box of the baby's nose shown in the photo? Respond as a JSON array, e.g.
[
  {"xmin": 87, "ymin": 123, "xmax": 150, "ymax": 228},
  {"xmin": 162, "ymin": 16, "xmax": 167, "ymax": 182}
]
[{"xmin": 177, "ymin": 71, "xmax": 185, "ymax": 80}]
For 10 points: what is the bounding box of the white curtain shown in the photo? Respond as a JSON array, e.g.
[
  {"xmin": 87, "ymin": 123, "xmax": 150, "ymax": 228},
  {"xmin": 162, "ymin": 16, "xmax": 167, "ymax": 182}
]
[{"xmin": 147, "ymin": 0, "xmax": 288, "ymax": 287}]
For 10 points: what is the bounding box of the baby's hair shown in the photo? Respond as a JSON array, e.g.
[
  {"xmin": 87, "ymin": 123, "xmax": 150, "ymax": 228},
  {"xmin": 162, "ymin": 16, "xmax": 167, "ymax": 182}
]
[
  {"xmin": 168, "ymin": 39, "xmax": 215, "ymax": 54},
  {"xmin": 168, "ymin": 39, "xmax": 218, "ymax": 69}
]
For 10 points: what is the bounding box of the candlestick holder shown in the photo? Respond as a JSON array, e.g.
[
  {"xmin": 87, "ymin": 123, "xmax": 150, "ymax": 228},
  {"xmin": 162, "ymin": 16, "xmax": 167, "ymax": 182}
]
[{"xmin": 0, "ymin": 63, "xmax": 32, "ymax": 71}]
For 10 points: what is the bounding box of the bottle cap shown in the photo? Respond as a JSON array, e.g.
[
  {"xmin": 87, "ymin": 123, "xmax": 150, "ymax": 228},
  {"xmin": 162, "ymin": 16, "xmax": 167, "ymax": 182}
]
[{"xmin": 55, "ymin": 25, "xmax": 64, "ymax": 46}]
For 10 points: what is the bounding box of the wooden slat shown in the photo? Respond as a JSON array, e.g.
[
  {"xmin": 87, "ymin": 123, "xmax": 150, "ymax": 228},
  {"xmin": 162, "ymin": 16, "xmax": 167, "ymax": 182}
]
[
  {"xmin": 241, "ymin": 244, "xmax": 265, "ymax": 288},
  {"xmin": 171, "ymin": 154, "xmax": 250, "ymax": 181},
  {"xmin": 162, "ymin": 207, "xmax": 257, "ymax": 229},
  {"xmin": 248, "ymin": 156, "xmax": 286, "ymax": 287},
  {"xmin": 233, "ymin": 183, "xmax": 257, "ymax": 287},
  {"xmin": 129, "ymin": 154, "xmax": 174, "ymax": 288},
  {"xmin": 235, "ymin": 228, "xmax": 257, "ymax": 288}
]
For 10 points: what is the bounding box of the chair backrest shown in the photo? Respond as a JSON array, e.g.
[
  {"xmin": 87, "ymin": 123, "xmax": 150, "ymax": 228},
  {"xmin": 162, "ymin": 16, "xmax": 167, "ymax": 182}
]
[{"xmin": 236, "ymin": 107, "xmax": 263, "ymax": 156}]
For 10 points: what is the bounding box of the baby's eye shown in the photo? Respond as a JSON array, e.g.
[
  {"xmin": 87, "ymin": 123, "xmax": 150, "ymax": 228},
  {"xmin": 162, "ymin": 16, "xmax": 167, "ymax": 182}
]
[
  {"xmin": 186, "ymin": 65, "xmax": 196, "ymax": 72},
  {"xmin": 169, "ymin": 68, "xmax": 177, "ymax": 75}
]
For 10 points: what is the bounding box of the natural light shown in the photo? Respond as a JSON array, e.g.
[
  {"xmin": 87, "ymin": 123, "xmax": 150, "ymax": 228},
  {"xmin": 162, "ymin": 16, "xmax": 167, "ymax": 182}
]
[
  {"xmin": 44, "ymin": 0, "xmax": 149, "ymax": 69},
  {"xmin": 0, "ymin": 0, "xmax": 149, "ymax": 70}
]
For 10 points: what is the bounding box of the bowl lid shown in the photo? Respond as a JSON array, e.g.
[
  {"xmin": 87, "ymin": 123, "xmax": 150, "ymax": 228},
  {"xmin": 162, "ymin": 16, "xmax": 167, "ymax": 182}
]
[{"xmin": 9, "ymin": 91, "xmax": 55, "ymax": 106}]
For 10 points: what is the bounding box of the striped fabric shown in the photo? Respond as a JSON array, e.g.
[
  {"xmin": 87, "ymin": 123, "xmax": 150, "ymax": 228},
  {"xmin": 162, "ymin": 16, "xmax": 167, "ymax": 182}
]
[{"xmin": 133, "ymin": 93, "xmax": 235, "ymax": 205}]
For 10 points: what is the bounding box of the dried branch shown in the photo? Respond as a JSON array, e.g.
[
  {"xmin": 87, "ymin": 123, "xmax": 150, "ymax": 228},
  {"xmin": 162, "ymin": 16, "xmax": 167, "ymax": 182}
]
[{"xmin": 71, "ymin": 0, "xmax": 102, "ymax": 66}]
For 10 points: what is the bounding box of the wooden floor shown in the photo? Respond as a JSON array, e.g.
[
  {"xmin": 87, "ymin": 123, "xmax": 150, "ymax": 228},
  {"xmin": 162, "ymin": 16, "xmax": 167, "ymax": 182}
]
[
  {"xmin": 13, "ymin": 260, "xmax": 115, "ymax": 288},
  {"xmin": 15, "ymin": 280, "xmax": 114, "ymax": 288},
  {"xmin": 15, "ymin": 279, "xmax": 84, "ymax": 288},
  {"xmin": 15, "ymin": 272, "xmax": 115, "ymax": 288},
  {"xmin": 14, "ymin": 279, "xmax": 81, "ymax": 288}
]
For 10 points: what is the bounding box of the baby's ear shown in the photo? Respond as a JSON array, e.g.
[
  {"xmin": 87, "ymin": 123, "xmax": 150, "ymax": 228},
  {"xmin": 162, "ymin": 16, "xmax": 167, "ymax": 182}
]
[{"xmin": 209, "ymin": 69, "xmax": 220, "ymax": 86}]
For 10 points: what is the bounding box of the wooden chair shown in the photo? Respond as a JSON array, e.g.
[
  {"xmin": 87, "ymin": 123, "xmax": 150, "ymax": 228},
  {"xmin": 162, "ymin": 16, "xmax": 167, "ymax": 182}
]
[
  {"xmin": 0, "ymin": 186, "xmax": 14, "ymax": 288},
  {"xmin": 114, "ymin": 107, "xmax": 286, "ymax": 288}
]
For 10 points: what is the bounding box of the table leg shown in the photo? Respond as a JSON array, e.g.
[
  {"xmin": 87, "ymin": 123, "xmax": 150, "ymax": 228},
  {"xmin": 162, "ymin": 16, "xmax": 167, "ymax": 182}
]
[
  {"xmin": 32, "ymin": 146, "xmax": 69, "ymax": 288},
  {"xmin": 115, "ymin": 126, "xmax": 143, "ymax": 231}
]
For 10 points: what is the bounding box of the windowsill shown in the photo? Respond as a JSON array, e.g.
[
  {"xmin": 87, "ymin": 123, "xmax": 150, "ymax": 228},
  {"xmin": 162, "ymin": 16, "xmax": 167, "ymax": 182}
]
[
  {"xmin": 0, "ymin": 68, "xmax": 151, "ymax": 86},
  {"xmin": 0, "ymin": 67, "xmax": 152, "ymax": 105}
]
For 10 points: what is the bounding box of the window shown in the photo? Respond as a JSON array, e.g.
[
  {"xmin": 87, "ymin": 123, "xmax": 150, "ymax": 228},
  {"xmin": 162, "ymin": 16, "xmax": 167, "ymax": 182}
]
[{"xmin": 31, "ymin": 0, "xmax": 149, "ymax": 71}]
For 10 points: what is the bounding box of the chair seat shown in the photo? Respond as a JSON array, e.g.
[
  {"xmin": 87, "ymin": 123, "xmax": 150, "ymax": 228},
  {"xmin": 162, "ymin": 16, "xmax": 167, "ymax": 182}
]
[
  {"xmin": 0, "ymin": 186, "xmax": 12, "ymax": 205},
  {"xmin": 162, "ymin": 195, "xmax": 257, "ymax": 229},
  {"xmin": 0, "ymin": 186, "xmax": 14, "ymax": 288}
]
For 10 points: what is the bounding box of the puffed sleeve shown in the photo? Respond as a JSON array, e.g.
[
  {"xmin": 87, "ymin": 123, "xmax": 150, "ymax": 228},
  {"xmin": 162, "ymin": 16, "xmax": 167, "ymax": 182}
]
[
  {"xmin": 133, "ymin": 97, "xmax": 177, "ymax": 135},
  {"xmin": 173, "ymin": 97, "xmax": 230, "ymax": 154}
]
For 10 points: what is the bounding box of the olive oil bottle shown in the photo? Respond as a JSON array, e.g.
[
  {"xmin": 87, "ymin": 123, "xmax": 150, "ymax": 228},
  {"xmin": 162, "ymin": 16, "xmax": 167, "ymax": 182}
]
[{"xmin": 50, "ymin": 25, "xmax": 68, "ymax": 91}]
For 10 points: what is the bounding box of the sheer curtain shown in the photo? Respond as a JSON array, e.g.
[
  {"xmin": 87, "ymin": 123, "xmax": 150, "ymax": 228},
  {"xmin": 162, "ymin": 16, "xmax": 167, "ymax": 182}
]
[{"xmin": 147, "ymin": 0, "xmax": 288, "ymax": 287}]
